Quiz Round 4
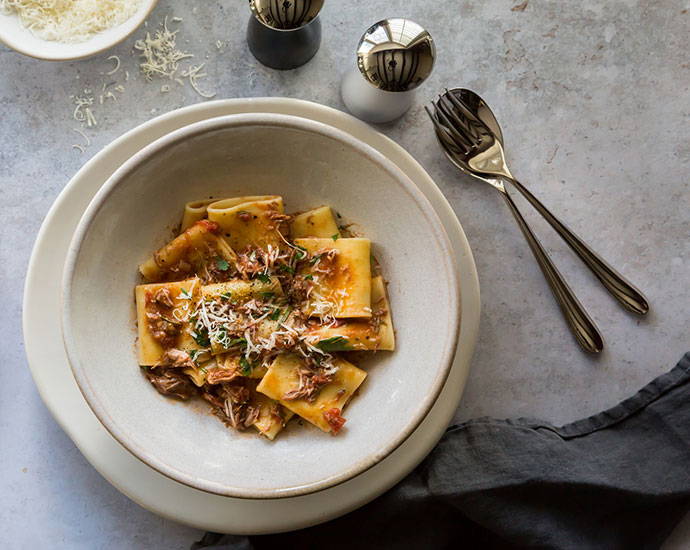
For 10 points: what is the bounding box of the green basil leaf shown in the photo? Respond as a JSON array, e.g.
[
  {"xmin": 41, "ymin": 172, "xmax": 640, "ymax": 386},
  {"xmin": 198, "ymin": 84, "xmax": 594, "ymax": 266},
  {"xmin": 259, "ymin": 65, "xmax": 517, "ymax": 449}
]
[
  {"xmin": 316, "ymin": 336, "xmax": 352, "ymax": 352},
  {"xmin": 216, "ymin": 258, "xmax": 230, "ymax": 271}
]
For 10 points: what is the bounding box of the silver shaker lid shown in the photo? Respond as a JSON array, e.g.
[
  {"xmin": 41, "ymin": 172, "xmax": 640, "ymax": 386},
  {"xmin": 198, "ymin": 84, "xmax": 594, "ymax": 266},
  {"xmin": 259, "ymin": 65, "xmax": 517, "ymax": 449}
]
[
  {"xmin": 357, "ymin": 18, "xmax": 435, "ymax": 92},
  {"xmin": 249, "ymin": 0, "xmax": 324, "ymax": 30}
]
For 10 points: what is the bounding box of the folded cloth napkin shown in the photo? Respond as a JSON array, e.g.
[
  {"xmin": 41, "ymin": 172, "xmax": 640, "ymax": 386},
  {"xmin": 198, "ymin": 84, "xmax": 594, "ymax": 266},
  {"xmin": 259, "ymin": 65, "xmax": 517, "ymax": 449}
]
[{"xmin": 193, "ymin": 353, "xmax": 690, "ymax": 550}]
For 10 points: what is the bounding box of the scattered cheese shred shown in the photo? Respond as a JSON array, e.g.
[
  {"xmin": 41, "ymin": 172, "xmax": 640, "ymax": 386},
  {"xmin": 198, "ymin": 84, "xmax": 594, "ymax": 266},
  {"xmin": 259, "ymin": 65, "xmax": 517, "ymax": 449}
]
[
  {"xmin": 64, "ymin": 14, "xmax": 218, "ymax": 149},
  {"xmin": 134, "ymin": 17, "xmax": 193, "ymax": 81},
  {"xmin": 0, "ymin": 0, "xmax": 142, "ymax": 43},
  {"xmin": 181, "ymin": 63, "xmax": 216, "ymax": 99},
  {"xmin": 72, "ymin": 89, "xmax": 97, "ymax": 127},
  {"xmin": 104, "ymin": 55, "xmax": 120, "ymax": 75},
  {"xmin": 73, "ymin": 127, "xmax": 90, "ymax": 146},
  {"xmin": 134, "ymin": 17, "xmax": 216, "ymax": 98},
  {"xmin": 71, "ymin": 127, "xmax": 90, "ymax": 153}
]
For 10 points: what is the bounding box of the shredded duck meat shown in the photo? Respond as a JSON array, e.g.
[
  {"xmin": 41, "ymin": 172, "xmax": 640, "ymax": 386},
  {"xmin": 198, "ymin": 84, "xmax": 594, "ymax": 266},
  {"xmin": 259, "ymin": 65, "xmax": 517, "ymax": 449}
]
[
  {"xmin": 236, "ymin": 247, "xmax": 267, "ymax": 280},
  {"xmin": 208, "ymin": 382, "xmax": 261, "ymax": 430},
  {"xmin": 145, "ymin": 292, "xmax": 181, "ymax": 349},
  {"xmin": 206, "ymin": 366, "xmax": 240, "ymax": 385},
  {"xmin": 286, "ymin": 274, "xmax": 314, "ymax": 303},
  {"xmin": 155, "ymin": 348, "xmax": 195, "ymax": 368},
  {"xmin": 265, "ymin": 209, "xmax": 292, "ymax": 232},
  {"xmin": 145, "ymin": 367, "xmax": 197, "ymax": 400},
  {"xmin": 311, "ymin": 249, "xmax": 339, "ymax": 278},
  {"xmin": 283, "ymin": 367, "xmax": 333, "ymax": 402},
  {"xmin": 153, "ymin": 287, "xmax": 174, "ymax": 307}
]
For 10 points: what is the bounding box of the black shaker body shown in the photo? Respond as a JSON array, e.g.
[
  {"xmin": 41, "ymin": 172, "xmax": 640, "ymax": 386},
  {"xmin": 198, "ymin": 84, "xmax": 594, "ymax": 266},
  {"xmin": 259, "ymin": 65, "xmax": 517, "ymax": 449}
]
[{"xmin": 247, "ymin": 15, "xmax": 322, "ymax": 70}]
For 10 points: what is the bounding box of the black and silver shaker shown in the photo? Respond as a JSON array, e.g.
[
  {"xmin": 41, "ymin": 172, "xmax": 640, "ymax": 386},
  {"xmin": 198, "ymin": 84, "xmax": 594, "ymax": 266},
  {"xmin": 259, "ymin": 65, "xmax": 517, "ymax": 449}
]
[
  {"xmin": 341, "ymin": 19, "xmax": 436, "ymax": 123},
  {"xmin": 247, "ymin": 0, "xmax": 324, "ymax": 70}
]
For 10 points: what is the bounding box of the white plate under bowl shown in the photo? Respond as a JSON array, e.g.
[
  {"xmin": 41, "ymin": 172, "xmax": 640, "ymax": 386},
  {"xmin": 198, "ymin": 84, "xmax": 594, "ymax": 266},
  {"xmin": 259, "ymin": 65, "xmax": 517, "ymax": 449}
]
[
  {"xmin": 23, "ymin": 98, "xmax": 479, "ymax": 533},
  {"xmin": 62, "ymin": 113, "xmax": 460, "ymax": 499},
  {"xmin": 0, "ymin": 0, "xmax": 158, "ymax": 61}
]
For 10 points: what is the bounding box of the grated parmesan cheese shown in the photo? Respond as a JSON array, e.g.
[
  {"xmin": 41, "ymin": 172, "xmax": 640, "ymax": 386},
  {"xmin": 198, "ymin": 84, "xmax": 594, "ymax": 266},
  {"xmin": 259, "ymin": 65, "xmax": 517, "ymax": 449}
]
[
  {"xmin": 0, "ymin": 0, "xmax": 142, "ymax": 43},
  {"xmin": 134, "ymin": 17, "xmax": 193, "ymax": 81},
  {"xmin": 104, "ymin": 55, "xmax": 120, "ymax": 75},
  {"xmin": 66, "ymin": 15, "xmax": 217, "ymax": 151},
  {"xmin": 72, "ymin": 88, "xmax": 97, "ymax": 127},
  {"xmin": 134, "ymin": 17, "xmax": 216, "ymax": 98},
  {"xmin": 181, "ymin": 63, "xmax": 216, "ymax": 99}
]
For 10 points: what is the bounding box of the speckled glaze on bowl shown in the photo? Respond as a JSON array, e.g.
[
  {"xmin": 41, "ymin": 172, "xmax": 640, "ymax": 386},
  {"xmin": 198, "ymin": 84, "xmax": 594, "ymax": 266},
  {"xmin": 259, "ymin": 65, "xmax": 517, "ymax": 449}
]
[
  {"xmin": 0, "ymin": 0, "xmax": 158, "ymax": 61},
  {"xmin": 62, "ymin": 113, "xmax": 460, "ymax": 499}
]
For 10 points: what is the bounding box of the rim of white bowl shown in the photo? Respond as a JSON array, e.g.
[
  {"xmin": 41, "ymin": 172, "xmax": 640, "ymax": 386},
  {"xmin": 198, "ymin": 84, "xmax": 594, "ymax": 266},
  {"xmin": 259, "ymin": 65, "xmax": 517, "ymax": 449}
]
[
  {"xmin": 0, "ymin": 0, "xmax": 158, "ymax": 61},
  {"xmin": 61, "ymin": 113, "xmax": 462, "ymax": 499}
]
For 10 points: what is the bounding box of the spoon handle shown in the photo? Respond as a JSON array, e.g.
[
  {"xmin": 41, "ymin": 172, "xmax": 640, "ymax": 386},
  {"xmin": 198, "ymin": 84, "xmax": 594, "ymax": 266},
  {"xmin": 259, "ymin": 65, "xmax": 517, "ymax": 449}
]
[
  {"xmin": 506, "ymin": 177, "xmax": 649, "ymax": 315},
  {"xmin": 501, "ymin": 191, "xmax": 604, "ymax": 353}
]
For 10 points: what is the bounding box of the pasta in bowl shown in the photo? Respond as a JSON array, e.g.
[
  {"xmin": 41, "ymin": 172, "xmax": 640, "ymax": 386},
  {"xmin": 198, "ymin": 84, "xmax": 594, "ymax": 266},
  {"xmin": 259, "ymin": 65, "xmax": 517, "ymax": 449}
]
[
  {"xmin": 62, "ymin": 113, "xmax": 460, "ymax": 498},
  {"xmin": 136, "ymin": 196, "xmax": 395, "ymax": 439}
]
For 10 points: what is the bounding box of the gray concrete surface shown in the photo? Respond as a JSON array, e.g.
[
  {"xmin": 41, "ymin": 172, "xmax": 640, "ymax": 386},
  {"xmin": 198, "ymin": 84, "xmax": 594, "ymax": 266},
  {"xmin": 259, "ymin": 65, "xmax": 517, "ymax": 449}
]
[{"xmin": 1, "ymin": 0, "xmax": 688, "ymax": 547}]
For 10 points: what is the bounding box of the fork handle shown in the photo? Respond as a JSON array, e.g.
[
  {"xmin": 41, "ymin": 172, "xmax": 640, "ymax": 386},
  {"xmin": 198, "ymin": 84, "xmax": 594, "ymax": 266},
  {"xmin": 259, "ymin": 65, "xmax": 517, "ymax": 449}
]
[
  {"xmin": 501, "ymin": 191, "xmax": 604, "ymax": 353},
  {"xmin": 505, "ymin": 177, "xmax": 649, "ymax": 315}
]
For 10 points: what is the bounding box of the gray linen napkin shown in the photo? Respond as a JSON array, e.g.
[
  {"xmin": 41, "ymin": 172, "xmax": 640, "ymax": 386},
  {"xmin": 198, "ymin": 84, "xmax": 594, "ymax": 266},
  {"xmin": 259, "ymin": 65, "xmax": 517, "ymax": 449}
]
[{"xmin": 193, "ymin": 352, "xmax": 690, "ymax": 550}]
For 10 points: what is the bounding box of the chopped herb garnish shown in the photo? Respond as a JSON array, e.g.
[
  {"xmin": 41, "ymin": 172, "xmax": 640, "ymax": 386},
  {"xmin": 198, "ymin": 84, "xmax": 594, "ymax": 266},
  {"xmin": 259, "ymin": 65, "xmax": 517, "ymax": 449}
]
[
  {"xmin": 216, "ymin": 258, "xmax": 230, "ymax": 271},
  {"xmin": 331, "ymin": 233, "xmax": 339, "ymax": 241},
  {"xmin": 309, "ymin": 253, "xmax": 323, "ymax": 266},
  {"xmin": 280, "ymin": 306, "xmax": 293, "ymax": 324},
  {"xmin": 220, "ymin": 292, "xmax": 232, "ymax": 300},
  {"xmin": 257, "ymin": 272, "xmax": 271, "ymax": 283},
  {"xmin": 226, "ymin": 337, "xmax": 247, "ymax": 349},
  {"xmin": 278, "ymin": 264, "xmax": 295, "ymax": 275},
  {"xmin": 304, "ymin": 274, "xmax": 314, "ymax": 280},
  {"xmin": 179, "ymin": 289, "xmax": 193, "ymax": 300},
  {"xmin": 193, "ymin": 329, "xmax": 211, "ymax": 347},
  {"xmin": 189, "ymin": 349, "xmax": 206, "ymax": 364},
  {"xmin": 269, "ymin": 308, "xmax": 282, "ymax": 321},
  {"xmin": 317, "ymin": 336, "xmax": 352, "ymax": 352},
  {"xmin": 294, "ymin": 245, "xmax": 308, "ymax": 260},
  {"xmin": 261, "ymin": 291, "xmax": 275, "ymax": 301},
  {"xmin": 240, "ymin": 356, "xmax": 254, "ymax": 376}
]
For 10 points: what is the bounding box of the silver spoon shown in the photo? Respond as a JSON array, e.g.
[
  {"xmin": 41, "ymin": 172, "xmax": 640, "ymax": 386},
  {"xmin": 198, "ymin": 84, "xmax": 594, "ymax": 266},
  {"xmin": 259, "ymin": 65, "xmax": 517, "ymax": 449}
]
[
  {"xmin": 427, "ymin": 93, "xmax": 604, "ymax": 353},
  {"xmin": 436, "ymin": 88, "xmax": 649, "ymax": 316}
]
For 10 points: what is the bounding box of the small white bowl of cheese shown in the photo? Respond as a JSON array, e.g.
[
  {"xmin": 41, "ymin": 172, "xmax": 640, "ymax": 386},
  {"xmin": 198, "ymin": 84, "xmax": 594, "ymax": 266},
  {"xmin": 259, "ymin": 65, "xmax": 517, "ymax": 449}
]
[{"xmin": 0, "ymin": 0, "xmax": 158, "ymax": 61}]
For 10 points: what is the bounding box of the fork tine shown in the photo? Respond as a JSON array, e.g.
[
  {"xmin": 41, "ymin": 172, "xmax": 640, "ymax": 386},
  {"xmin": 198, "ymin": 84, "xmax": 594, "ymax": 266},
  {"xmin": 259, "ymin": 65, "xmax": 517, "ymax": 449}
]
[
  {"xmin": 442, "ymin": 89, "xmax": 488, "ymax": 140},
  {"xmin": 443, "ymin": 89, "xmax": 480, "ymax": 121},
  {"xmin": 434, "ymin": 122, "xmax": 466, "ymax": 155},
  {"xmin": 425, "ymin": 105, "xmax": 468, "ymax": 157},
  {"xmin": 424, "ymin": 104, "xmax": 441, "ymax": 128},
  {"xmin": 425, "ymin": 106, "xmax": 466, "ymax": 153},
  {"xmin": 438, "ymin": 92, "xmax": 483, "ymax": 142},
  {"xmin": 436, "ymin": 95, "xmax": 478, "ymax": 143},
  {"xmin": 433, "ymin": 98, "xmax": 476, "ymax": 151}
]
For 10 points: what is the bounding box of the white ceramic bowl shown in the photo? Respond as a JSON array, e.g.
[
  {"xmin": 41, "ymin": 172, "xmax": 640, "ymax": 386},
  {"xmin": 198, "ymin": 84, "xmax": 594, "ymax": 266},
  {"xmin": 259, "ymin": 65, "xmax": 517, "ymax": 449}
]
[
  {"xmin": 62, "ymin": 113, "xmax": 461, "ymax": 499},
  {"xmin": 0, "ymin": 0, "xmax": 157, "ymax": 61}
]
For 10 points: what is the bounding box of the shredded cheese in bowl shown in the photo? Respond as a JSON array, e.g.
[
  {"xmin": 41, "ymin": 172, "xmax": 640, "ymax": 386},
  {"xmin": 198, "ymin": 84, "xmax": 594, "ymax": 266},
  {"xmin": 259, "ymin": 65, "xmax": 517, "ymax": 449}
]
[{"xmin": 0, "ymin": 0, "xmax": 143, "ymax": 43}]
